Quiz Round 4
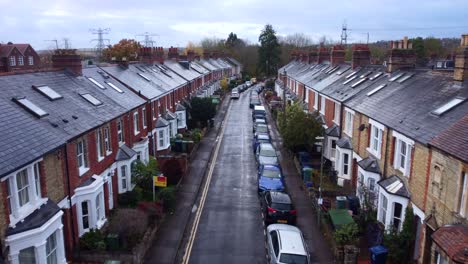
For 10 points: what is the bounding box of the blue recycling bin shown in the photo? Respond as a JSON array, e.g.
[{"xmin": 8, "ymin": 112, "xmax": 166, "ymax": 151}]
[{"xmin": 369, "ymin": 245, "xmax": 388, "ymax": 264}]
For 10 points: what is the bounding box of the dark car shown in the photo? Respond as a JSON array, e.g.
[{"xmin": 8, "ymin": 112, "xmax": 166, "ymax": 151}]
[
  {"xmin": 261, "ymin": 191, "xmax": 296, "ymax": 225},
  {"xmin": 258, "ymin": 165, "xmax": 285, "ymax": 194},
  {"xmin": 252, "ymin": 133, "xmax": 271, "ymax": 152},
  {"xmin": 249, "ymin": 98, "xmax": 261, "ymax": 108}
]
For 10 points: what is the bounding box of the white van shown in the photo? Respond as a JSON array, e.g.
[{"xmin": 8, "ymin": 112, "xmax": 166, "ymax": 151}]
[
  {"xmin": 253, "ymin": 105, "xmax": 266, "ymax": 118},
  {"xmin": 231, "ymin": 88, "xmax": 240, "ymax": 99}
]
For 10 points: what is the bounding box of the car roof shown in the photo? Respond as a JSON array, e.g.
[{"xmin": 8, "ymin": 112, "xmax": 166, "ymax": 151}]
[
  {"xmin": 267, "ymin": 224, "xmax": 306, "ymax": 255},
  {"xmin": 263, "ymin": 164, "xmax": 280, "ymax": 171},
  {"xmin": 254, "ymin": 105, "xmax": 265, "ymax": 110},
  {"xmin": 257, "ymin": 134, "xmax": 270, "ymax": 140},
  {"xmin": 260, "ymin": 142, "xmax": 275, "ymax": 150},
  {"xmin": 270, "ymin": 191, "xmax": 291, "ymax": 203}
]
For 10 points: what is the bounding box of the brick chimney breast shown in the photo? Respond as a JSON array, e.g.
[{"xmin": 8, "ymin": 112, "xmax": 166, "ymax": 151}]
[
  {"xmin": 351, "ymin": 44, "xmax": 370, "ymax": 69},
  {"xmin": 454, "ymin": 34, "xmax": 468, "ymax": 82},
  {"xmin": 52, "ymin": 49, "xmax": 82, "ymax": 76},
  {"xmin": 330, "ymin": 45, "xmax": 345, "ymax": 66},
  {"xmin": 308, "ymin": 50, "xmax": 318, "ymax": 64},
  {"xmin": 317, "ymin": 45, "xmax": 329, "ymax": 64},
  {"xmin": 387, "ymin": 37, "xmax": 416, "ymax": 73}
]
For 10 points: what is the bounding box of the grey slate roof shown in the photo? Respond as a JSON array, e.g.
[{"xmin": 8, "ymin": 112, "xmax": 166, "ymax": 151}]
[
  {"xmin": 325, "ymin": 124, "xmax": 340, "ymax": 137},
  {"xmin": 190, "ymin": 61, "xmax": 210, "ymax": 75},
  {"xmin": 358, "ymin": 157, "xmax": 381, "ymax": 174},
  {"xmin": 197, "ymin": 59, "xmax": 219, "ymax": 71},
  {"xmin": 337, "ymin": 137, "xmax": 352, "ymax": 149},
  {"xmin": 165, "ymin": 110, "xmax": 176, "ymax": 120},
  {"xmin": 430, "ymin": 114, "xmax": 468, "ymax": 162},
  {"xmin": 0, "ymin": 70, "xmax": 133, "ymax": 178},
  {"xmin": 164, "ymin": 60, "xmax": 201, "ymax": 82},
  {"xmin": 176, "ymin": 103, "xmax": 186, "ymax": 111},
  {"xmin": 346, "ymin": 69, "xmax": 468, "ymax": 145},
  {"xmin": 155, "ymin": 117, "xmax": 169, "ymax": 128},
  {"xmin": 378, "ymin": 175, "xmax": 410, "ymax": 198},
  {"xmin": 115, "ymin": 144, "xmax": 137, "ymax": 161},
  {"xmin": 6, "ymin": 199, "xmax": 61, "ymax": 236}
]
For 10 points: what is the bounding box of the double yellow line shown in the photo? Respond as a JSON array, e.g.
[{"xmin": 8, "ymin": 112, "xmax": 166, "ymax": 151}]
[{"xmin": 181, "ymin": 103, "xmax": 231, "ymax": 264}]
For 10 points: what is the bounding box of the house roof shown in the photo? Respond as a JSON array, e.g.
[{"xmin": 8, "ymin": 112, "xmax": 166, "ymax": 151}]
[
  {"xmin": 337, "ymin": 137, "xmax": 352, "ymax": 149},
  {"xmin": 358, "ymin": 157, "xmax": 381, "ymax": 174},
  {"xmin": 432, "ymin": 225, "xmax": 468, "ymax": 263},
  {"xmin": 176, "ymin": 103, "xmax": 186, "ymax": 111},
  {"xmin": 155, "ymin": 117, "xmax": 169, "ymax": 128},
  {"xmin": 0, "ymin": 43, "xmax": 31, "ymax": 57},
  {"xmin": 0, "ymin": 70, "xmax": 135, "ymax": 178},
  {"xmin": 430, "ymin": 114, "xmax": 468, "ymax": 162},
  {"xmin": 164, "ymin": 110, "xmax": 176, "ymax": 120},
  {"xmin": 378, "ymin": 175, "xmax": 410, "ymax": 198},
  {"xmin": 345, "ymin": 69, "xmax": 468, "ymax": 145},
  {"xmin": 224, "ymin": 57, "xmax": 241, "ymax": 67},
  {"xmin": 197, "ymin": 59, "xmax": 219, "ymax": 71},
  {"xmin": 190, "ymin": 61, "xmax": 210, "ymax": 74},
  {"xmin": 325, "ymin": 124, "xmax": 340, "ymax": 137},
  {"xmin": 6, "ymin": 199, "xmax": 61, "ymax": 236},
  {"xmin": 164, "ymin": 60, "xmax": 201, "ymax": 81},
  {"xmin": 115, "ymin": 144, "xmax": 137, "ymax": 161}
]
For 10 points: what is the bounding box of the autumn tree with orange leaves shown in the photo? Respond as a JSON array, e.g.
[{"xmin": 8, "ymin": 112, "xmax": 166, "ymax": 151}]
[{"xmin": 103, "ymin": 39, "xmax": 142, "ymax": 62}]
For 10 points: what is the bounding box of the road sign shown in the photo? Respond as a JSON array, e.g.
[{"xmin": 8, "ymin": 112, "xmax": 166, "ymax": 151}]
[{"xmin": 153, "ymin": 175, "xmax": 167, "ymax": 187}]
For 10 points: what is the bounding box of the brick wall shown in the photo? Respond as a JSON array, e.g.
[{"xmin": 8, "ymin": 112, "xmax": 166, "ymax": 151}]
[
  {"xmin": 426, "ymin": 149, "xmax": 468, "ymax": 226},
  {"xmin": 308, "ymin": 90, "xmax": 315, "ymax": 111},
  {"xmin": 43, "ymin": 150, "xmax": 66, "ymax": 202},
  {"xmin": 0, "ymin": 182, "xmax": 7, "ymax": 245},
  {"xmin": 324, "ymin": 98, "xmax": 335, "ymax": 128}
]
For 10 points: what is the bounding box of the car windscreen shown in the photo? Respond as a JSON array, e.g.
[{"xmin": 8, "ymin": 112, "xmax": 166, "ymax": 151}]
[
  {"xmin": 271, "ymin": 202, "xmax": 292, "ymax": 211},
  {"xmin": 260, "ymin": 148, "xmax": 276, "ymax": 157},
  {"xmin": 262, "ymin": 169, "xmax": 281, "ymax": 178},
  {"xmin": 256, "ymin": 126, "xmax": 268, "ymax": 133},
  {"xmin": 279, "ymin": 253, "xmax": 307, "ymax": 264}
]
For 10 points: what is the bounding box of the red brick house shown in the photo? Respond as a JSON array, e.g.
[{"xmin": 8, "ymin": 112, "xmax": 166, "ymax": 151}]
[{"xmin": 0, "ymin": 43, "xmax": 40, "ymax": 73}]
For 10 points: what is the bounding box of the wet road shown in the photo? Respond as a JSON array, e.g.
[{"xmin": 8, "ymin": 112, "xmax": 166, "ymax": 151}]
[{"xmin": 184, "ymin": 89, "xmax": 266, "ymax": 263}]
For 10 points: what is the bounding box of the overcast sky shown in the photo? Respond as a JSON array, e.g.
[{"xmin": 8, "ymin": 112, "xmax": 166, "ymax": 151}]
[{"xmin": 1, "ymin": 0, "xmax": 467, "ymax": 50}]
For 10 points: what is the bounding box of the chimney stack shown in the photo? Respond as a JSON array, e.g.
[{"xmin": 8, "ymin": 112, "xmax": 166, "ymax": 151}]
[
  {"xmin": 387, "ymin": 36, "xmax": 416, "ymax": 73},
  {"xmin": 203, "ymin": 51, "xmax": 211, "ymax": 60},
  {"xmin": 289, "ymin": 50, "xmax": 299, "ymax": 61},
  {"xmin": 330, "ymin": 45, "xmax": 345, "ymax": 66},
  {"xmin": 317, "ymin": 45, "xmax": 329, "ymax": 64},
  {"xmin": 168, "ymin": 47, "xmax": 179, "ymax": 60},
  {"xmin": 139, "ymin": 47, "xmax": 155, "ymax": 64},
  {"xmin": 308, "ymin": 50, "xmax": 318, "ymax": 64},
  {"xmin": 52, "ymin": 49, "xmax": 82, "ymax": 76},
  {"xmin": 351, "ymin": 44, "xmax": 371, "ymax": 69},
  {"xmin": 187, "ymin": 50, "xmax": 196, "ymax": 61},
  {"xmin": 454, "ymin": 34, "xmax": 468, "ymax": 83},
  {"xmin": 300, "ymin": 52, "xmax": 309, "ymax": 63}
]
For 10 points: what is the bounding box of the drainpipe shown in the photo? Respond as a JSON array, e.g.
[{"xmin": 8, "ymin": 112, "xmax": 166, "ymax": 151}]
[{"xmin": 64, "ymin": 143, "xmax": 77, "ymax": 252}]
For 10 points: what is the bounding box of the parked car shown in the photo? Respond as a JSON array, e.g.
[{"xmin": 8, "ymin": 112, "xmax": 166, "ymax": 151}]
[
  {"xmin": 255, "ymin": 142, "xmax": 278, "ymax": 166},
  {"xmin": 231, "ymin": 88, "xmax": 240, "ymax": 99},
  {"xmin": 253, "ymin": 119, "xmax": 267, "ymax": 132},
  {"xmin": 252, "ymin": 105, "xmax": 266, "ymax": 120},
  {"xmin": 252, "ymin": 133, "xmax": 271, "ymax": 152},
  {"xmin": 266, "ymin": 224, "xmax": 310, "ymax": 264},
  {"xmin": 258, "ymin": 165, "xmax": 285, "ymax": 194},
  {"xmin": 254, "ymin": 125, "xmax": 269, "ymax": 137},
  {"xmin": 250, "ymin": 98, "xmax": 261, "ymax": 108},
  {"xmin": 261, "ymin": 191, "xmax": 296, "ymax": 225}
]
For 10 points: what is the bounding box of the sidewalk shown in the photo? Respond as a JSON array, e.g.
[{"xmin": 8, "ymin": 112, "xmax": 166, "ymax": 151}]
[
  {"xmin": 265, "ymin": 100, "xmax": 335, "ymax": 263},
  {"xmin": 143, "ymin": 97, "xmax": 230, "ymax": 264}
]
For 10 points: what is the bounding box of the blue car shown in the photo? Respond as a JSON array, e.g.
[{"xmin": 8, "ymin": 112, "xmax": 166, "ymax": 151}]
[{"xmin": 258, "ymin": 164, "xmax": 285, "ymax": 194}]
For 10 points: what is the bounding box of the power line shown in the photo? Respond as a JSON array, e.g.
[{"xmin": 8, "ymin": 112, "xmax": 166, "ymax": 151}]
[
  {"xmin": 136, "ymin": 32, "xmax": 158, "ymax": 47},
  {"xmin": 90, "ymin": 28, "xmax": 110, "ymax": 60},
  {"xmin": 340, "ymin": 21, "xmax": 348, "ymax": 45}
]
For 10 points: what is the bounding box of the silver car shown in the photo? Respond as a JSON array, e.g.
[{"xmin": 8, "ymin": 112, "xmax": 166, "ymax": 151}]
[
  {"xmin": 266, "ymin": 224, "xmax": 310, "ymax": 264},
  {"xmin": 256, "ymin": 143, "xmax": 278, "ymax": 166}
]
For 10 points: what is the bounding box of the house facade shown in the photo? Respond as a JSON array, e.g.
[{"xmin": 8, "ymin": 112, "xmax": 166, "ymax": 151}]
[{"xmin": 0, "ymin": 43, "xmax": 41, "ymax": 73}]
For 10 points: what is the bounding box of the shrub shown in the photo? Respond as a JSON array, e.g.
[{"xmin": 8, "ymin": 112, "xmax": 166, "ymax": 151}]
[
  {"xmin": 80, "ymin": 229, "xmax": 105, "ymax": 250},
  {"xmin": 157, "ymin": 186, "xmax": 177, "ymax": 213},
  {"xmin": 117, "ymin": 189, "xmax": 141, "ymax": 208},
  {"xmin": 191, "ymin": 129, "xmax": 202, "ymax": 143},
  {"xmin": 333, "ymin": 222, "xmax": 359, "ymax": 246},
  {"xmin": 108, "ymin": 208, "xmax": 149, "ymax": 250}
]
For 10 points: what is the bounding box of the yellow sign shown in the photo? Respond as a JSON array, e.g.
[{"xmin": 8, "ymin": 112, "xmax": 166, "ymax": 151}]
[{"xmin": 153, "ymin": 175, "xmax": 167, "ymax": 187}]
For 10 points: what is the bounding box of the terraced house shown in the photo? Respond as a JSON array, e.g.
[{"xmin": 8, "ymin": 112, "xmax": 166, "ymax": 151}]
[
  {"xmin": 0, "ymin": 43, "xmax": 237, "ymax": 263},
  {"xmin": 278, "ymin": 34, "xmax": 468, "ymax": 264}
]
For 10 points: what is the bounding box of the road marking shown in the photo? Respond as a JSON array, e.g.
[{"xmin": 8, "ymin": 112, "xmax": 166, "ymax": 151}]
[{"xmin": 181, "ymin": 103, "xmax": 231, "ymax": 264}]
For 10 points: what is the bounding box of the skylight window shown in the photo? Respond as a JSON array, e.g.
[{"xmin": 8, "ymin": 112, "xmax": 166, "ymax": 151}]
[
  {"xmin": 336, "ymin": 70, "xmax": 346, "ymax": 75},
  {"xmin": 12, "ymin": 97, "xmax": 48, "ymax": 118},
  {"xmin": 80, "ymin": 93, "xmax": 103, "ymax": 106},
  {"xmin": 106, "ymin": 82, "xmax": 124, "ymax": 93},
  {"xmin": 135, "ymin": 66, "xmax": 145, "ymax": 72},
  {"xmin": 369, "ymin": 72, "xmax": 383, "ymax": 81},
  {"xmin": 321, "ymin": 66, "xmax": 331, "ymax": 72},
  {"xmin": 351, "ymin": 78, "xmax": 368, "ymax": 88},
  {"xmin": 389, "ymin": 72, "xmax": 405, "ymax": 82},
  {"xmin": 138, "ymin": 73, "xmax": 151, "ymax": 82},
  {"xmin": 345, "ymin": 71, "xmax": 358, "ymax": 79},
  {"xmin": 32, "ymin": 85, "xmax": 62, "ymax": 100},
  {"xmin": 397, "ymin": 73, "xmax": 414, "ymax": 83},
  {"xmin": 432, "ymin": 97, "xmax": 465, "ymax": 116},
  {"xmin": 360, "ymin": 71, "xmax": 373, "ymax": 78},
  {"xmin": 343, "ymin": 75, "xmax": 357, "ymax": 85},
  {"xmin": 367, "ymin": 84, "xmax": 387, "ymax": 96},
  {"xmin": 88, "ymin": 77, "xmax": 105, "ymax": 89},
  {"xmin": 327, "ymin": 66, "xmax": 340, "ymax": 74}
]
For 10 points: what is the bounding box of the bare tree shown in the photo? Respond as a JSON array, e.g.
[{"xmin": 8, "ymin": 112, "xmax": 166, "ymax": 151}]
[{"xmin": 279, "ymin": 33, "xmax": 314, "ymax": 48}]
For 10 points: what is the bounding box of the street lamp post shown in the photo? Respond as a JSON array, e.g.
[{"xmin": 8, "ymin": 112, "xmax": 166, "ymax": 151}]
[{"xmin": 316, "ymin": 135, "xmax": 325, "ymax": 229}]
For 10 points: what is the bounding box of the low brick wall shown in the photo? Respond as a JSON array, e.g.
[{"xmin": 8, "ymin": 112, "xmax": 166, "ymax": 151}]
[{"xmin": 73, "ymin": 215, "xmax": 164, "ymax": 264}]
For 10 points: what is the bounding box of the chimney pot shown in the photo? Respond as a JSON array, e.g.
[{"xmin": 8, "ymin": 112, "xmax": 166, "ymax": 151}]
[{"xmin": 51, "ymin": 49, "xmax": 82, "ymax": 76}]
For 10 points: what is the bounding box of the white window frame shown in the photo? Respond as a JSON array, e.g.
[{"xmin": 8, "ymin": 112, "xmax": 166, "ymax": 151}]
[
  {"xmin": 344, "ymin": 108, "xmax": 355, "ymax": 137},
  {"xmin": 459, "ymin": 173, "xmax": 467, "ymax": 217},
  {"xmin": 304, "ymin": 87, "xmax": 310, "ymax": 103},
  {"xmin": 392, "ymin": 202, "xmax": 403, "ymax": 231},
  {"xmin": 133, "ymin": 111, "xmax": 140, "ymax": 135},
  {"xmin": 117, "ymin": 118, "xmax": 124, "ymax": 144},
  {"xmin": 152, "ymin": 102, "xmax": 157, "ymax": 120},
  {"xmin": 104, "ymin": 127, "xmax": 111, "ymax": 155},
  {"xmin": 96, "ymin": 128, "xmax": 104, "ymax": 161},
  {"xmin": 74, "ymin": 177, "xmax": 107, "ymax": 237},
  {"xmin": 107, "ymin": 176, "xmax": 113, "ymax": 210},
  {"xmin": 313, "ymin": 91, "xmax": 318, "ymax": 110},
  {"xmin": 333, "ymin": 102, "xmax": 340, "ymax": 124},
  {"xmin": 158, "ymin": 129, "xmax": 165, "ymax": 149},
  {"xmin": 28, "ymin": 56, "xmax": 34, "ymax": 65},
  {"xmin": 76, "ymin": 138, "xmax": 89, "ymax": 176},
  {"xmin": 10, "ymin": 56, "xmax": 16, "ymax": 66},
  {"xmin": 142, "ymin": 108, "xmax": 147, "ymax": 129},
  {"xmin": 18, "ymin": 56, "xmax": 24, "ymax": 66},
  {"xmin": 392, "ymin": 131, "xmax": 414, "ymax": 177},
  {"xmin": 45, "ymin": 231, "xmax": 58, "ymax": 264},
  {"xmin": 368, "ymin": 119, "xmax": 384, "ymax": 159},
  {"xmin": 320, "ymin": 95, "xmax": 326, "ymax": 114},
  {"xmin": 379, "ymin": 193, "xmax": 387, "ymax": 225},
  {"xmin": 120, "ymin": 165, "xmax": 128, "ymax": 192},
  {"xmin": 342, "ymin": 153, "xmax": 350, "ymax": 177}
]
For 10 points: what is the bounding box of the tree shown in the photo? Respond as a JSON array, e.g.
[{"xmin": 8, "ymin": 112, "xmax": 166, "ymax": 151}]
[
  {"xmin": 279, "ymin": 33, "xmax": 314, "ymax": 48},
  {"xmin": 102, "ymin": 39, "xmax": 141, "ymax": 62},
  {"xmin": 424, "ymin": 37, "xmax": 443, "ymax": 59},
  {"xmin": 185, "ymin": 41, "xmax": 204, "ymax": 56},
  {"xmin": 220, "ymin": 77, "xmax": 229, "ymax": 93},
  {"xmin": 383, "ymin": 206, "xmax": 416, "ymax": 263},
  {"xmin": 200, "ymin": 37, "xmax": 225, "ymax": 50},
  {"xmin": 412, "ymin": 37, "xmax": 426, "ymax": 66},
  {"xmin": 225, "ymin": 32, "xmax": 245, "ymax": 49},
  {"xmin": 189, "ymin": 97, "xmax": 216, "ymax": 128},
  {"xmin": 277, "ymin": 103, "xmax": 323, "ymax": 152},
  {"xmin": 132, "ymin": 157, "xmax": 160, "ymax": 200},
  {"xmin": 258, "ymin": 24, "xmax": 281, "ymax": 77}
]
